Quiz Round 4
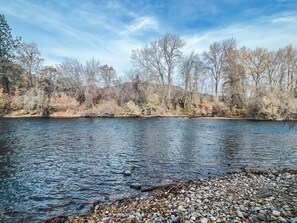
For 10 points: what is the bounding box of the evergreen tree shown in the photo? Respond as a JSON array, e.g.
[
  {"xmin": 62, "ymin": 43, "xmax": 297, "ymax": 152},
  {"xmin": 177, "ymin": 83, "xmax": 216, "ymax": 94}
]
[{"xmin": 0, "ymin": 14, "xmax": 21, "ymax": 92}]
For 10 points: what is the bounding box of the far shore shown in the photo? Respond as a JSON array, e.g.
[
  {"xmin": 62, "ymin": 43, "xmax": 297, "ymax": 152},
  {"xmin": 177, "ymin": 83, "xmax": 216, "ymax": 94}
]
[{"xmin": 1, "ymin": 113, "xmax": 295, "ymax": 121}]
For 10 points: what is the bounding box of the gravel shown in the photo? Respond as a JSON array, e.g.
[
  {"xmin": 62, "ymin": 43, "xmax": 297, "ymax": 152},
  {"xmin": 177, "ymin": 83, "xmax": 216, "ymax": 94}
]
[{"xmin": 47, "ymin": 169, "xmax": 297, "ymax": 223}]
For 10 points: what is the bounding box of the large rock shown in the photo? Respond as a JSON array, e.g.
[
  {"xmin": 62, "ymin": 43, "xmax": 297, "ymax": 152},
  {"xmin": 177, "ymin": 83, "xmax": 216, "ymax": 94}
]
[{"xmin": 130, "ymin": 183, "xmax": 141, "ymax": 190}]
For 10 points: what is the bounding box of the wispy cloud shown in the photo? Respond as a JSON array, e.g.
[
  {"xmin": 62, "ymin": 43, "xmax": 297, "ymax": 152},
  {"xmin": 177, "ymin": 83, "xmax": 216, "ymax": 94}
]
[
  {"xmin": 183, "ymin": 11, "xmax": 297, "ymax": 54},
  {"xmin": 1, "ymin": 0, "xmax": 297, "ymax": 76},
  {"xmin": 122, "ymin": 16, "xmax": 159, "ymax": 35}
]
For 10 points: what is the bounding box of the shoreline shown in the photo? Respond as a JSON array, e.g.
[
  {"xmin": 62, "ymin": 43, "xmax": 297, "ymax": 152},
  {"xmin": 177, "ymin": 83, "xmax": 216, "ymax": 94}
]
[
  {"xmin": 45, "ymin": 169, "xmax": 297, "ymax": 223},
  {"xmin": 1, "ymin": 114, "xmax": 296, "ymax": 121}
]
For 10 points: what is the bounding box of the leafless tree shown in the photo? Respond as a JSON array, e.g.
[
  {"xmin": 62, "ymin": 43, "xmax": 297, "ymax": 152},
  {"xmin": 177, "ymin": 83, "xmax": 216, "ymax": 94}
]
[
  {"xmin": 14, "ymin": 42, "xmax": 44, "ymax": 87},
  {"xmin": 203, "ymin": 38, "xmax": 236, "ymax": 100},
  {"xmin": 223, "ymin": 48, "xmax": 246, "ymax": 109},
  {"xmin": 159, "ymin": 33, "xmax": 185, "ymax": 105},
  {"xmin": 56, "ymin": 58, "xmax": 85, "ymax": 103},
  {"xmin": 131, "ymin": 33, "xmax": 185, "ymax": 106},
  {"xmin": 239, "ymin": 47, "xmax": 269, "ymax": 95},
  {"xmin": 179, "ymin": 51, "xmax": 204, "ymax": 108}
]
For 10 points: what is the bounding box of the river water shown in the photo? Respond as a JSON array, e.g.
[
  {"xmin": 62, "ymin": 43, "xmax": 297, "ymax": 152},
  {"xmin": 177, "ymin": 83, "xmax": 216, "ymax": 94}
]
[{"xmin": 0, "ymin": 118, "xmax": 296, "ymax": 222}]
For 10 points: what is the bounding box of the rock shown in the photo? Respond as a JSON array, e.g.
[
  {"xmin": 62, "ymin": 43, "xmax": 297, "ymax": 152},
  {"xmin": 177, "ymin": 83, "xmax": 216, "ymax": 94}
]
[
  {"xmin": 278, "ymin": 217, "xmax": 287, "ymax": 222},
  {"xmin": 272, "ymin": 210, "xmax": 281, "ymax": 216},
  {"xmin": 124, "ymin": 170, "xmax": 131, "ymax": 176},
  {"xmin": 254, "ymin": 207, "xmax": 261, "ymax": 212},
  {"xmin": 177, "ymin": 205, "xmax": 186, "ymax": 212},
  {"xmin": 116, "ymin": 213, "xmax": 125, "ymax": 218},
  {"xmin": 130, "ymin": 183, "xmax": 141, "ymax": 190},
  {"xmin": 291, "ymin": 218, "xmax": 297, "ymax": 223},
  {"xmin": 128, "ymin": 215, "xmax": 136, "ymax": 220},
  {"xmin": 172, "ymin": 215, "xmax": 181, "ymax": 223},
  {"xmin": 237, "ymin": 210, "xmax": 244, "ymax": 218},
  {"xmin": 257, "ymin": 213, "xmax": 266, "ymax": 221},
  {"xmin": 190, "ymin": 215, "xmax": 196, "ymax": 221},
  {"xmin": 102, "ymin": 217, "xmax": 111, "ymax": 222},
  {"xmin": 200, "ymin": 217, "xmax": 208, "ymax": 223},
  {"xmin": 210, "ymin": 216, "xmax": 216, "ymax": 221}
]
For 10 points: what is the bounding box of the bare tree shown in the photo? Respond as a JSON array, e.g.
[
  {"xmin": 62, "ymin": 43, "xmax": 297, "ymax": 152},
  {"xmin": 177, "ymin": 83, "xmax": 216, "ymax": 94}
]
[
  {"xmin": 56, "ymin": 58, "xmax": 85, "ymax": 103},
  {"xmin": 14, "ymin": 42, "xmax": 44, "ymax": 87},
  {"xmin": 203, "ymin": 38, "xmax": 236, "ymax": 100},
  {"xmin": 131, "ymin": 33, "xmax": 185, "ymax": 106},
  {"xmin": 239, "ymin": 47, "xmax": 269, "ymax": 95},
  {"xmin": 159, "ymin": 33, "xmax": 185, "ymax": 105},
  {"xmin": 99, "ymin": 64, "xmax": 117, "ymax": 88},
  {"xmin": 179, "ymin": 51, "xmax": 203, "ymax": 108},
  {"xmin": 131, "ymin": 43, "xmax": 165, "ymax": 85},
  {"xmin": 223, "ymin": 48, "xmax": 246, "ymax": 109},
  {"xmin": 282, "ymin": 45, "xmax": 297, "ymax": 94},
  {"xmin": 265, "ymin": 50, "xmax": 282, "ymax": 93},
  {"xmin": 98, "ymin": 64, "xmax": 117, "ymax": 99}
]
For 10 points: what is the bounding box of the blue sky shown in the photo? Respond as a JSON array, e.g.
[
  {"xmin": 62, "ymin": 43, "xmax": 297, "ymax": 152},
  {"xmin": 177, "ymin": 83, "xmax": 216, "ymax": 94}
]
[{"xmin": 1, "ymin": 0, "xmax": 297, "ymax": 75}]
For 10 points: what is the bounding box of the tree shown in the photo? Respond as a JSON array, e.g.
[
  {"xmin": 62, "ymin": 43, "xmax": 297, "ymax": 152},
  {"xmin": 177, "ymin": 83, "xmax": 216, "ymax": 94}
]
[
  {"xmin": 84, "ymin": 58, "xmax": 101, "ymax": 107},
  {"xmin": 223, "ymin": 48, "xmax": 246, "ymax": 109},
  {"xmin": 282, "ymin": 45, "xmax": 297, "ymax": 94},
  {"xmin": 203, "ymin": 38, "xmax": 236, "ymax": 100},
  {"xmin": 0, "ymin": 14, "xmax": 21, "ymax": 92},
  {"xmin": 179, "ymin": 51, "xmax": 203, "ymax": 108},
  {"xmin": 265, "ymin": 50, "xmax": 282, "ymax": 93},
  {"xmin": 131, "ymin": 33, "xmax": 185, "ymax": 106},
  {"xmin": 159, "ymin": 33, "xmax": 185, "ymax": 105},
  {"xmin": 131, "ymin": 42, "xmax": 165, "ymax": 85},
  {"xmin": 14, "ymin": 42, "xmax": 44, "ymax": 87},
  {"xmin": 56, "ymin": 58, "xmax": 85, "ymax": 103},
  {"xmin": 0, "ymin": 14, "xmax": 20, "ymax": 61},
  {"xmin": 239, "ymin": 47, "xmax": 269, "ymax": 95}
]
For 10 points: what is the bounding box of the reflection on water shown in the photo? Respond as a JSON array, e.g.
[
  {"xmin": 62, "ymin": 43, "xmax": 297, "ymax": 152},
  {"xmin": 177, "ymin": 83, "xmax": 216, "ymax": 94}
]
[{"xmin": 0, "ymin": 118, "xmax": 296, "ymax": 222}]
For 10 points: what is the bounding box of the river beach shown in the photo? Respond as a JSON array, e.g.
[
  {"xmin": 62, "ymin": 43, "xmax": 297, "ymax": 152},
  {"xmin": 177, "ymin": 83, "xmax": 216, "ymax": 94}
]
[{"xmin": 48, "ymin": 169, "xmax": 297, "ymax": 223}]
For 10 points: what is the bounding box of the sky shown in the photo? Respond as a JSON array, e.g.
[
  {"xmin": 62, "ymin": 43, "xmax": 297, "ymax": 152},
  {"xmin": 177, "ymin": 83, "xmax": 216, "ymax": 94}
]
[{"xmin": 1, "ymin": 0, "xmax": 297, "ymax": 75}]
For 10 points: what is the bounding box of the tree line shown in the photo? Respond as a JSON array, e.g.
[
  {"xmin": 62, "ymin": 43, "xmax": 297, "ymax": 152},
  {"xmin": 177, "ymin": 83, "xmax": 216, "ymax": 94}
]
[{"xmin": 1, "ymin": 14, "xmax": 297, "ymax": 119}]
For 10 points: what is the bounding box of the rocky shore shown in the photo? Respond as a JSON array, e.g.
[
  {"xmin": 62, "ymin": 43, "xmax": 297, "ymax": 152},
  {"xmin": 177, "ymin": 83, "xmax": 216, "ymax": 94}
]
[{"xmin": 47, "ymin": 169, "xmax": 297, "ymax": 223}]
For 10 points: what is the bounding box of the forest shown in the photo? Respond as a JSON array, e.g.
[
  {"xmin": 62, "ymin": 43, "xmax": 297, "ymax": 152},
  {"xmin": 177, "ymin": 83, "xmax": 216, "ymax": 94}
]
[{"xmin": 1, "ymin": 14, "xmax": 297, "ymax": 120}]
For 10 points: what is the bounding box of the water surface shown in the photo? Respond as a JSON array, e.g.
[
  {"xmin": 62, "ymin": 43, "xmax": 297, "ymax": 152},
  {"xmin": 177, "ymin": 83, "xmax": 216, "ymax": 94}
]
[{"xmin": 0, "ymin": 118, "xmax": 296, "ymax": 222}]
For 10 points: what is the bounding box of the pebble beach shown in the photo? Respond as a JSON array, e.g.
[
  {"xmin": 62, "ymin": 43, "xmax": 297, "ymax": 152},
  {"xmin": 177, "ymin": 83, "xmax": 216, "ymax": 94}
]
[{"xmin": 47, "ymin": 169, "xmax": 297, "ymax": 223}]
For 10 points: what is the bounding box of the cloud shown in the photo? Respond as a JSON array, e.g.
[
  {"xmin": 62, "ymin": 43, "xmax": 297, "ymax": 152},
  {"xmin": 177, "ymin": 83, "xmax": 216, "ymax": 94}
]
[
  {"xmin": 1, "ymin": 0, "xmax": 297, "ymax": 78},
  {"xmin": 122, "ymin": 16, "xmax": 159, "ymax": 35},
  {"xmin": 183, "ymin": 12, "xmax": 297, "ymax": 54}
]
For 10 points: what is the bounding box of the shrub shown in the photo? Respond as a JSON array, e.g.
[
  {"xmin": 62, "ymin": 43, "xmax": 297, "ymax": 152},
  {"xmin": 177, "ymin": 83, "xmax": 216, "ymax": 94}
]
[{"xmin": 125, "ymin": 101, "xmax": 141, "ymax": 116}]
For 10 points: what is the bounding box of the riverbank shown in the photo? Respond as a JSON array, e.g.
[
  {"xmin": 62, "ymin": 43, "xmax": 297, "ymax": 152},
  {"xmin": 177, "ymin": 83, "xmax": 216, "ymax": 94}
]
[{"xmin": 46, "ymin": 169, "xmax": 297, "ymax": 223}]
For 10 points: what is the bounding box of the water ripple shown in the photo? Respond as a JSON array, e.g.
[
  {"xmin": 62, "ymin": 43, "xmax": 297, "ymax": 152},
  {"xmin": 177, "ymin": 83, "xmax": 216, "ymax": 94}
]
[{"xmin": 0, "ymin": 118, "xmax": 296, "ymax": 222}]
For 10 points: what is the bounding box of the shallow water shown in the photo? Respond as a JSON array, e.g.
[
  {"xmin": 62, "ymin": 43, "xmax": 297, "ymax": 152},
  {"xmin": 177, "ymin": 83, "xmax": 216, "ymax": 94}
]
[{"xmin": 0, "ymin": 118, "xmax": 296, "ymax": 222}]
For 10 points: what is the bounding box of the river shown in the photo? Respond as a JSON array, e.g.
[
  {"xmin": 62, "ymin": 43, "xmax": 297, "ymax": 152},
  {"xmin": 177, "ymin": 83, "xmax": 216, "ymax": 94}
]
[{"xmin": 0, "ymin": 118, "xmax": 296, "ymax": 222}]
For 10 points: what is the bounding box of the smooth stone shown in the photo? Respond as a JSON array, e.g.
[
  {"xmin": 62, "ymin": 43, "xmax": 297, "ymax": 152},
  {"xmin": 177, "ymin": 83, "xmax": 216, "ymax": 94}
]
[
  {"xmin": 116, "ymin": 213, "xmax": 125, "ymax": 218},
  {"xmin": 130, "ymin": 183, "xmax": 141, "ymax": 190},
  {"xmin": 102, "ymin": 217, "xmax": 111, "ymax": 222},
  {"xmin": 257, "ymin": 213, "xmax": 266, "ymax": 221},
  {"xmin": 200, "ymin": 217, "xmax": 208, "ymax": 223},
  {"xmin": 291, "ymin": 218, "xmax": 297, "ymax": 223},
  {"xmin": 278, "ymin": 217, "xmax": 287, "ymax": 222},
  {"xmin": 272, "ymin": 210, "xmax": 281, "ymax": 216},
  {"xmin": 172, "ymin": 216, "xmax": 181, "ymax": 223},
  {"xmin": 237, "ymin": 210, "xmax": 244, "ymax": 218},
  {"xmin": 239, "ymin": 205, "xmax": 248, "ymax": 212},
  {"xmin": 128, "ymin": 215, "xmax": 136, "ymax": 220},
  {"xmin": 178, "ymin": 206, "xmax": 186, "ymax": 212},
  {"xmin": 210, "ymin": 216, "xmax": 216, "ymax": 221},
  {"xmin": 190, "ymin": 187, "xmax": 195, "ymax": 192},
  {"xmin": 124, "ymin": 170, "xmax": 131, "ymax": 176},
  {"xmin": 190, "ymin": 216, "xmax": 196, "ymax": 221},
  {"xmin": 254, "ymin": 207, "xmax": 261, "ymax": 212}
]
